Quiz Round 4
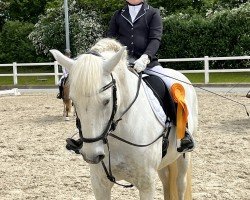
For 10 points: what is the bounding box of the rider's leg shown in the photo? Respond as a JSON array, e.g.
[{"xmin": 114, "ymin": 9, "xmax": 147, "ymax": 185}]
[
  {"xmin": 177, "ymin": 129, "xmax": 195, "ymax": 153},
  {"xmin": 57, "ymin": 78, "xmax": 64, "ymax": 99},
  {"xmin": 57, "ymin": 85, "xmax": 63, "ymax": 99},
  {"xmin": 143, "ymin": 75, "xmax": 194, "ymax": 153}
]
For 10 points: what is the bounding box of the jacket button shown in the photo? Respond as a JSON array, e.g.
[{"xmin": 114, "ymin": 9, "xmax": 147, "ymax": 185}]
[
  {"xmin": 131, "ymin": 42, "xmax": 134, "ymax": 45},
  {"xmin": 131, "ymin": 35, "xmax": 134, "ymax": 37}
]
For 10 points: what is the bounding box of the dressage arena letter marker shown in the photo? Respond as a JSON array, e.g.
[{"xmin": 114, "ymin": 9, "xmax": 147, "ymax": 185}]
[{"xmin": 0, "ymin": 88, "xmax": 21, "ymax": 96}]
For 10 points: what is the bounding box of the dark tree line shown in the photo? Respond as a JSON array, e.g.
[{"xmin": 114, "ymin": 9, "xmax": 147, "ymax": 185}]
[{"xmin": 0, "ymin": 0, "xmax": 249, "ymax": 69}]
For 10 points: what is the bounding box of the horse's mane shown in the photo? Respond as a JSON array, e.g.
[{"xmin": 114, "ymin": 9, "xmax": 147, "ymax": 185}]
[
  {"xmin": 69, "ymin": 38, "xmax": 127, "ymax": 97},
  {"xmin": 90, "ymin": 38, "xmax": 124, "ymax": 54}
]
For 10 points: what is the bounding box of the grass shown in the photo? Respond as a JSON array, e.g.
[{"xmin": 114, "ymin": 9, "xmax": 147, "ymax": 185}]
[
  {"xmin": 0, "ymin": 65, "xmax": 59, "ymax": 86},
  {"xmin": 0, "ymin": 66, "xmax": 249, "ymax": 86},
  {"xmin": 185, "ymin": 72, "xmax": 250, "ymax": 83}
]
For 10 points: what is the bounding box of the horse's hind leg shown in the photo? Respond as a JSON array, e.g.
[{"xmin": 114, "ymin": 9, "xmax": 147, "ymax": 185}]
[
  {"xmin": 158, "ymin": 154, "xmax": 192, "ymax": 200},
  {"xmin": 158, "ymin": 167, "xmax": 171, "ymax": 200},
  {"xmin": 176, "ymin": 153, "xmax": 192, "ymax": 200},
  {"xmin": 63, "ymin": 100, "xmax": 71, "ymax": 121},
  {"xmin": 63, "ymin": 103, "xmax": 66, "ymax": 116}
]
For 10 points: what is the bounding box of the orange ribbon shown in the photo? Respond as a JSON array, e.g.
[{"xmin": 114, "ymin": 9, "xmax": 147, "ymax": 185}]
[{"xmin": 170, "ymin": 83, "xmax": 189, "ymax": 141}]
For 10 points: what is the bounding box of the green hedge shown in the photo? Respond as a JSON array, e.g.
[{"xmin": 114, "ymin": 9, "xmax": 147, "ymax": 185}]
[
  {"xmin": 159, "ymin": 2, "xmax": 250, "ymax": 70},
  {"xmin": 0, "ymin": 21, "xmax": 47, "ymax": 63}
]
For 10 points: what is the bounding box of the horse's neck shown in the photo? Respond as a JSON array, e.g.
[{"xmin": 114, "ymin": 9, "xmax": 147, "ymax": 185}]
[
  {"xmin": 115, "ymin": 70, "xmax": 163, "ymax": 141},
  {"xmin": 117, "ymin": 70, "xmax": 139, "ymax": 108}
]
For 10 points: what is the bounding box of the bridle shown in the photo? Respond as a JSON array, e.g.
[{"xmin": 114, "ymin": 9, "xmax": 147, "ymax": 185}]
[
  {"xmin": 77, "ymin": 51, "xmax": 170, "ymax": 187},
  {"xmin": 78, "ymin": 74, "xmax": 118, "ymax": 144}
]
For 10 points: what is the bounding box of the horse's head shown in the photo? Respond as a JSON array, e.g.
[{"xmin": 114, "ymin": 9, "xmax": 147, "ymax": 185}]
[{"xmin": 50, "ymin": 44, "xmax": 126, "ymax": 164}]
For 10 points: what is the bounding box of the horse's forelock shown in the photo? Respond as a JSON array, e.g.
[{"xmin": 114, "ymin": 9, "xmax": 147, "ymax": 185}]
[
  {"xmin": 69, "ymin": 38, "xmax": 127, "ymax": 97},
  {"xmin": 69, "ymin": 54, "xmax": 103, "ymax": 97}
]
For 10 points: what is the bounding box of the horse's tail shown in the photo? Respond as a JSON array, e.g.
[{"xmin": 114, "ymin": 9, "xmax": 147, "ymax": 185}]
[
  {"xmin": 185, "ymin": 161, "xmax": 192, "ymax": 200},
  {"xmin": 167, "ymin": 157, "xmax": 192, "ymax": 200}
]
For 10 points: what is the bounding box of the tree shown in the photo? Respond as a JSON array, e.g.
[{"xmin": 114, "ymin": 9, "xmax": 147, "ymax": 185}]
[
  {"xmin": 77, "ymin": 0, "xmax": 124, "ymax": 24},
  {"xmin": 6, "ymin": 0, "xmax": 48, "ymax": 24},
  {"xmin": 0, "ymin": 0, "xmax": 10, "ymax": 30},
  {"xmin": 213, "ymin": 0, "xmax": 249, "ymax": 10},
  {"xmin": 29, "ymin": 0, "xmax": 104, "ymax": 57},
  {"xmin": 149, "ymin": 0, "xmax": 194, "ymax": 13},
  {"xmin": 159, "ymin": 2, "xmax": 250, "ymax": 69},
  {"xmin": 0, "ymin": 20, "xmax": 43, "ymax": 63}
]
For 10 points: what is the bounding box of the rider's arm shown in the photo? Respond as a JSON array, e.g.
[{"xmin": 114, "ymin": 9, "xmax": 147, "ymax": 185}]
[{"xmin": 144, "ymin": 9, "xmax": 163, "ymax": 61}]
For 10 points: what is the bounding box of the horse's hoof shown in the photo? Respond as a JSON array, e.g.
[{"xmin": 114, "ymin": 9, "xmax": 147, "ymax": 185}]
[{"xmin": 65, "ymin": 117, "xmax": 70, "ymax": 121}]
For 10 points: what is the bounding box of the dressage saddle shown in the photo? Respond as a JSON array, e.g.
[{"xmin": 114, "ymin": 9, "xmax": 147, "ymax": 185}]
[
  {"xmin": 142, "ymin": 74, "xmax": 176, "ymax": 124},
  {"xmin": 142, "ymin": 75, "xmax": 194, "ymax": 153}
]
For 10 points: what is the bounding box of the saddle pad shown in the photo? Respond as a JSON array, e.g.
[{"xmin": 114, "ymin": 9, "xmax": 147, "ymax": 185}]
[{"xmin": 142, "ymin": 74, "xmax": 167, "ymax": 127}]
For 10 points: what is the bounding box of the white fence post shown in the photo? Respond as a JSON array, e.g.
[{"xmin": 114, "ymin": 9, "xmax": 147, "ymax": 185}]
[
  {"xmin": 204, "ymin": 56, "xmax": 209, "ymax": 84},
  {"xmin": 13, "ymin": 62, "xmax": 18, "ymax": 85},
  {"xmin": 54, "ymin": 61, "xmax": 59, "ymax": 85}
]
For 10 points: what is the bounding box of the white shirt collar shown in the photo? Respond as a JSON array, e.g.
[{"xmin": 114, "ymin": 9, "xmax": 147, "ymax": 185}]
[{"xmin": 128, "ymin": 4, "xmax": 142, "ymax": 22}]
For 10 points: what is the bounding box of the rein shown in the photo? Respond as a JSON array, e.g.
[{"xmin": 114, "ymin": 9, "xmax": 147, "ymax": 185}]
[
  {"xmin": 99, "ymin": 72, "xmax": 170, "ymax": 188},
  {"xmin": 146, "ymin": 69, "xmax": 249, "ymax": 116}
]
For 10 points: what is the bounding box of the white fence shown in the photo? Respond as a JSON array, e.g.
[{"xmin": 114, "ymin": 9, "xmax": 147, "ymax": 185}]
[
  {"xmin": 0, "ymin": 61, "xmax": 61, "ymax": 85},
  {"xmin": 0, "ymin": 56, "xmax": 249, "ymax": 85},
  {"xmin": 159, "ymin": 55, "xmax": 250, "ymax": 84}
]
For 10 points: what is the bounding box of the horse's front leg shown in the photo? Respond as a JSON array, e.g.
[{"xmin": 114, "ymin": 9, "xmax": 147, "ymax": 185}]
[
  {"xmin": 136, "ymin": 171, "xmax": 157, "ymax": 200},
  {"xmin": 138, "ymin": 182, "xmax": 156, "ymax": 200},
  {"xmin": 89, "ymin": 166, "xmax": 113, "ymax": 200}
]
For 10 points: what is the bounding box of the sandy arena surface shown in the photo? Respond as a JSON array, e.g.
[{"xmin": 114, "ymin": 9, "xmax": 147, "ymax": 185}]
[{"xmin": 0, "ymin": 90, "xmax": 249, "ymax": 199}]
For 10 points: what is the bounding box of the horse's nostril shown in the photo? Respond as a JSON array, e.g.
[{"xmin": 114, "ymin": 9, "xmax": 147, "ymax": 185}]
[{"xmin": 98, "ymin": 154, "xmax": 105, "ymax": 161}]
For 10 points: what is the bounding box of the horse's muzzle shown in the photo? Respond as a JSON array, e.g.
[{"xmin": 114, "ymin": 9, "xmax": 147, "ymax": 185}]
[{"xmin": 81, "ymin": 153, "xmax": 105, "ymax": 164}]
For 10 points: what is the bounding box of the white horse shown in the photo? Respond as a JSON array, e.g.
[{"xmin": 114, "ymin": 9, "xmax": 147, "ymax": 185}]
[{"xmin": 50, "ymin": 38, "xmax": 198, "ymax": 200}]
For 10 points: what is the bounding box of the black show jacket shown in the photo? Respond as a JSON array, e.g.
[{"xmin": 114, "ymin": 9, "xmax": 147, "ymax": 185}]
[{"xmin": 107, "ymin": 3, "xmax": 163, "ymax": 68}]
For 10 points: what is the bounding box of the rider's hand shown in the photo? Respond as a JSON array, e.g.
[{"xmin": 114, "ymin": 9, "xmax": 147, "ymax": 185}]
[{"xmin": 134, "ymin": 54, "xmax": 150, "ymax": 73}]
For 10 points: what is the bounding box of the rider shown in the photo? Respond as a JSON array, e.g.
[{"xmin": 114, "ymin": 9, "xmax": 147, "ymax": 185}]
[
  {"xmin": 66, "ymin": 0, "xmax": 194, "ymax": 153},
  {"xmin": 56, "ymin": 49, "xmax": 71, "ymax": 99}
]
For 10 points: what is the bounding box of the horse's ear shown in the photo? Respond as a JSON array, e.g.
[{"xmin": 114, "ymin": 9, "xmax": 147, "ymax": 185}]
[
  {"xmin": 103, "ymin": 46, "xmax": 126, "ymax": 74},
  {"xmin": 50, "ymin": 49, "xmax": 75, "ymax": 72}
]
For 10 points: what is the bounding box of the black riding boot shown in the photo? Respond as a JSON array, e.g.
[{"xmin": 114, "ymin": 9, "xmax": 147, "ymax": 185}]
[
  {"xmin": 177, "ymin": 130, "xmax": 195, "ymax": 153},
  {"xmin": 57, "ymin": 85, "xmax": 63, "ymax": 99},
  {"xmin": 66, "ymin": 117, "xmax": 83, "ymax": 154}
]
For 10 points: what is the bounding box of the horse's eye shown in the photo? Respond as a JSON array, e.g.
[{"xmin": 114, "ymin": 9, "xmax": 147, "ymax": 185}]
[{"xmin": 103, "ymin": 99, "xmax": 110, "ymax": 106}]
